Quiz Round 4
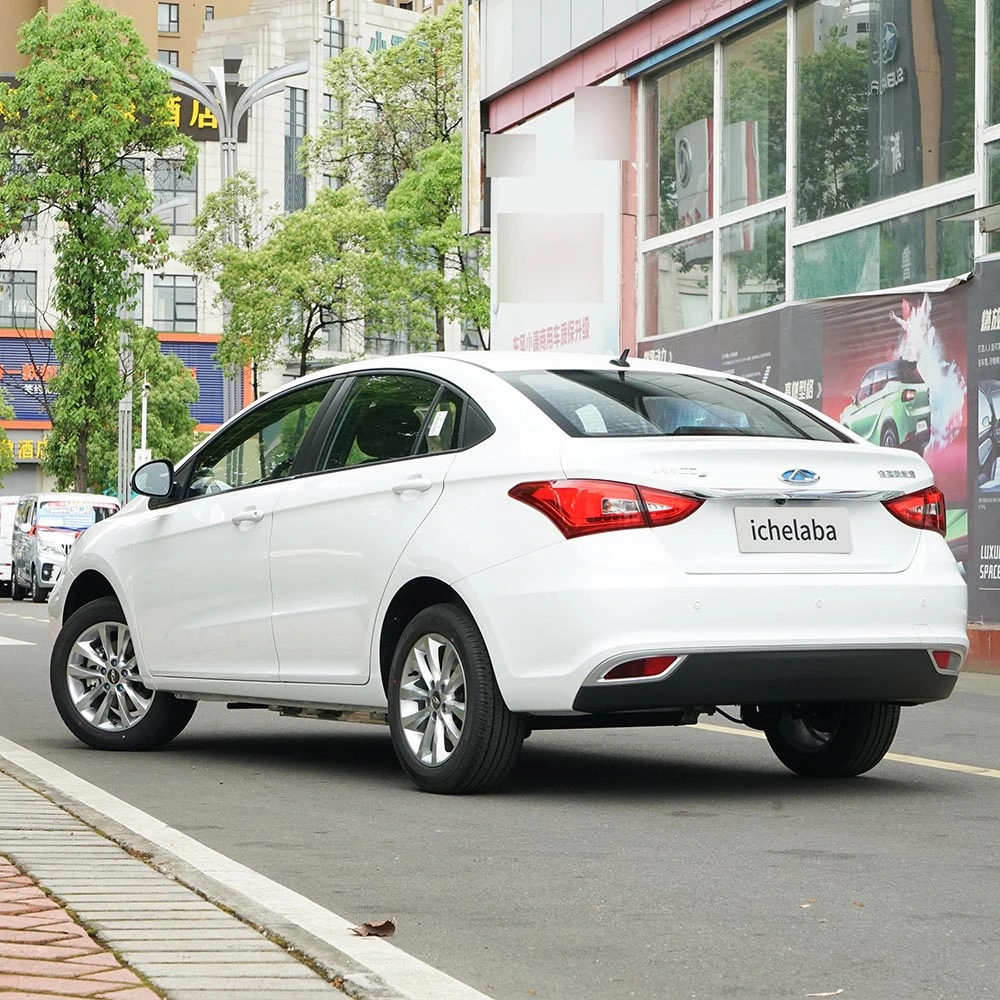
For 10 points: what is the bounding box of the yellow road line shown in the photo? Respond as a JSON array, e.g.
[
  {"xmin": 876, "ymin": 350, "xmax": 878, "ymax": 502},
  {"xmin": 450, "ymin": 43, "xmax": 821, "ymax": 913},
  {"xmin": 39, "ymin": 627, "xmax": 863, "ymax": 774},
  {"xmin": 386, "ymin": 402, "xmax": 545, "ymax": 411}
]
[{"xmin": 694, "ymin": 722, "xmax": 1000, "ymax": 779}]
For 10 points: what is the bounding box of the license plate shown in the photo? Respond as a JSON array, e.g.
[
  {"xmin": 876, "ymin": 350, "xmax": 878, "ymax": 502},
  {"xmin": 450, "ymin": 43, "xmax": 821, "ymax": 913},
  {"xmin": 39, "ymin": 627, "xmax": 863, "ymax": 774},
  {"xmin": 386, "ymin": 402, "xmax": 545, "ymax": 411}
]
[
  {"xmin": 734, "ymin": 506, "xmax": 852, "ymax": 553},
  {"xmin": 916, "ymin": 419, "xmax": 929, "ymax": 433}
]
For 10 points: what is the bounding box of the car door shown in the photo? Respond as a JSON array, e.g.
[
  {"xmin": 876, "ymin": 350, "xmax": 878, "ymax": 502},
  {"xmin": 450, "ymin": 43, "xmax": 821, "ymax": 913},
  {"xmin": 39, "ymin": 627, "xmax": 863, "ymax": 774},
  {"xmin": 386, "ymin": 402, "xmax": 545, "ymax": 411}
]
[
  {"xmin": 269, "ymin": 373, "xmax": 463, "ymax": 685},
  {"xmin": 12, "ymin": 498, "xmax": 34, "ymax": 585},
  {"xmin": 129, "ymin": 378, "xmax": 334, "ymax": 682}
]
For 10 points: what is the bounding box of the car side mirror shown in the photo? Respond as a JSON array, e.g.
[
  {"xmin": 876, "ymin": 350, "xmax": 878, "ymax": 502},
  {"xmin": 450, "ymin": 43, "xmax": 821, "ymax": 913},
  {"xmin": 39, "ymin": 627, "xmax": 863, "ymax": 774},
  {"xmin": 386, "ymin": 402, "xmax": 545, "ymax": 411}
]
[{"xmin": 132, "ymin": 459, "xmax": 174, "ymax": 498}]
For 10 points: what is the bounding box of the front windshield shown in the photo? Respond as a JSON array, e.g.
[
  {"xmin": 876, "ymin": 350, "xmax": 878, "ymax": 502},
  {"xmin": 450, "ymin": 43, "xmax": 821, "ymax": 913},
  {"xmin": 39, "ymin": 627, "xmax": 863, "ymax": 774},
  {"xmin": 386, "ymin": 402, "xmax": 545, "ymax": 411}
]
[{"xmin": 38, "ymin": 501, "xmax": 118, "ymax": 530}]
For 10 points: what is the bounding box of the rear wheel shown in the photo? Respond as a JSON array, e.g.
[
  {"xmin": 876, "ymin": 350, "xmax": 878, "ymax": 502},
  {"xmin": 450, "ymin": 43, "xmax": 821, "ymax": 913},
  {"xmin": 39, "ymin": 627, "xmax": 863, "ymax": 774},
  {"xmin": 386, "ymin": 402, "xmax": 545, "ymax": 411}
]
[
  {"xmin": 764, "ymin": 701, "xmax": 900, "ymax": 778},
  {"xmin": 880, "ymin": 423, "xmax": 899, "ymax": 448},
  {"xmin": 388, "ymin": 603, "xmax": 526, "ymax": 794},
  {"xmin": 10, "ymin": 564, "xmax": 25, "ymax": 602},
  {"xmin": 50, "ymin": 596, "xmax": 196, "ymax": 750},
  {"xmin": 30, "ymin": 567, "xmax": 46, "ymax": 603}
]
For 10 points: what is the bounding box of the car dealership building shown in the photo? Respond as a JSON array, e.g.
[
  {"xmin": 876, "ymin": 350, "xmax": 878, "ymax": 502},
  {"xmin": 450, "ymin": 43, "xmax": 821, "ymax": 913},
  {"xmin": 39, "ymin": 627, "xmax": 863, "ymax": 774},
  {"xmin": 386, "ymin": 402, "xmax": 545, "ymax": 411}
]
[{"xmin": 466, "ymin": 0, "xmax": 1000, "ymax": 655}]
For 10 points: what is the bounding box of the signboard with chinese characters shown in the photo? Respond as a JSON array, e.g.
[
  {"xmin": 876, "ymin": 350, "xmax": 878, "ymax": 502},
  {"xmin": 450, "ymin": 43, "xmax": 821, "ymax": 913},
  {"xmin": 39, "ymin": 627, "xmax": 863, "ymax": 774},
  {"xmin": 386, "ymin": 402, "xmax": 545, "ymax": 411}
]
[
  {"xmin": 367, "ymin": 29, "xmax": 406, "ymax": 52},
  {"xmin": 0, "ymin": 436, "xmax": 47, "ymax": 465}
]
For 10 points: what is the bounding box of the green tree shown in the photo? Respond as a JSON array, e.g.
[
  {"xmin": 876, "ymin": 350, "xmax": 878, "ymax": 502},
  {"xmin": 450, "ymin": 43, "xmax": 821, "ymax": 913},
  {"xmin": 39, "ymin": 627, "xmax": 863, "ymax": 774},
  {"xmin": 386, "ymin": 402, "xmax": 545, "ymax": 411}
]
[
  {"xmin": 216, "ymin": 186, "xmax": 399, "ymax": 380},
  {"xmin": 0, "ymin": 0, "xmax": 196, "ymax": 492},
  {"xmin": 307, "ymin": 2, "xmax": 463, "ymax": 205},
  {"xmin": 386, "ymin": 139, "xmax": 489, "ymax": 351},
  {"xmin": 44, "ymin": 323, "xmax": 199, "ymax": 493},
  {"xmin": 182, "ymin": 172, "xmax": 279, "ymax": 400}
]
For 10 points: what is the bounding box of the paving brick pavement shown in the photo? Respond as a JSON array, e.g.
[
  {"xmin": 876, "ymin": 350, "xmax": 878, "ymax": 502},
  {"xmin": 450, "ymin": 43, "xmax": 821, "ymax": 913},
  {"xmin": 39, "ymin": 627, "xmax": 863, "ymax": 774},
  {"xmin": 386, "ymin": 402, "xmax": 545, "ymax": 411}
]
[{"xmin": 0, "ymin": 771, "xmax": 353, "ymax": 1000}]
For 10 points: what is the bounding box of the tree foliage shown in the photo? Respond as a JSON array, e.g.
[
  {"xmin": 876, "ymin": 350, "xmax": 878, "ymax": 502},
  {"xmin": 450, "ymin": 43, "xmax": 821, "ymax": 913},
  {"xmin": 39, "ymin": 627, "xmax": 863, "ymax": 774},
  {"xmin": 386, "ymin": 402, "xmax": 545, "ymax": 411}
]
[
  {"xmin": 0, "ymin": 0, "xmax": 196, "ymax": 492},
  {"xmin": 216, "ymin": 186, "xmax": 401, "ymax": 379},
  {"xmin": 0, "ymin": 393, "xmax": 15, "ymax": 487},
  {"xmin": 386, "ymin": 139, "xmax": 489, "ymax": 350},
  {"xmin": 183, "ymin": 172, "xmax": 279, "ymax": 398},
  {"xmin": 307, "ymin": 2, "xmax": 463, "ymax": 206}
]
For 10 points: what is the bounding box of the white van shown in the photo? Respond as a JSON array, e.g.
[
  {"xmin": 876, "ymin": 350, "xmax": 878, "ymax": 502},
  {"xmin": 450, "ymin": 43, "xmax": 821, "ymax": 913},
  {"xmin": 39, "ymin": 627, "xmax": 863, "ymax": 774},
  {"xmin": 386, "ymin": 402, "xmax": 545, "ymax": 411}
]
[
  {"xmin": 10, "ymin": 493, "xmax": 120, "ymax": 603},
  {"xmin": 0, "ymin": 496, "xmax": 19, "ymax": 597}
]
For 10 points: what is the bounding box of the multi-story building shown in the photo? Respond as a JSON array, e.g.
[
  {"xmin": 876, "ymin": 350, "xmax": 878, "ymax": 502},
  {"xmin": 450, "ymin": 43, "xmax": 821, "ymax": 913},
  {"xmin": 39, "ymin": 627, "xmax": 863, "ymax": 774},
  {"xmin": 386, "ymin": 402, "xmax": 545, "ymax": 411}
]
[
  {"xmin": 0, "ymin": 0, "xmax": 452, "ymax": 495},
  {"xmin": 466, "ymin": 0, "xmax": 1000, "ymax": 659}
]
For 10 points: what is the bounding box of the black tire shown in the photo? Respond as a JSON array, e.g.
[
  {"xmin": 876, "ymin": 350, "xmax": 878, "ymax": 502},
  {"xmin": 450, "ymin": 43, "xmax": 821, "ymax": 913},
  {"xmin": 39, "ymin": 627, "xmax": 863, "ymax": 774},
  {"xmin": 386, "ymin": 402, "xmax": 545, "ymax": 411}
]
[
  {"xmin": 764, "ymin": 701, "xmax": 900, "ymax": 778},
  {"xmin": 880, "ymin": 423, "xmax": 899, "ymax": 448},
  {"xmin": 10, "ymin": 564, "xmax": 25, "ymax": 602},
  {"xmin": 30, "ymin": 567, "xmax": 46, "ymax": 603},
  {"xmin": 387, "ymin": 603, "xmax": 526, "ymax": 794},
  {"xmin": 51, "ymin": 596, "xmax": 196, "ymax": 751}
]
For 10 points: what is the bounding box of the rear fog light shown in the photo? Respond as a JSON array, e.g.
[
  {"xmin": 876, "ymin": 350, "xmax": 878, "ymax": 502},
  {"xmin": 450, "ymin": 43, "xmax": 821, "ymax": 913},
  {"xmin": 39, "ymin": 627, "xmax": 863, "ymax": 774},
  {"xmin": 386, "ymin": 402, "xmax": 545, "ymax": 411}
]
[{"xmin": 931, "ymin": 650, "xmax": 959, "ymax": 672}]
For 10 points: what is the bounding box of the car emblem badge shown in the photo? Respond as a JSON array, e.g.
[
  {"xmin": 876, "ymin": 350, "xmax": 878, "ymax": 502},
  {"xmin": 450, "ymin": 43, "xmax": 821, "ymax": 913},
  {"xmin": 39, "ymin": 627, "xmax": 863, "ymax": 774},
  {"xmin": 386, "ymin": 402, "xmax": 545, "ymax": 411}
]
[{"xmin": 780, "ymin": 469, "xmax": 820, "ymax": 484}]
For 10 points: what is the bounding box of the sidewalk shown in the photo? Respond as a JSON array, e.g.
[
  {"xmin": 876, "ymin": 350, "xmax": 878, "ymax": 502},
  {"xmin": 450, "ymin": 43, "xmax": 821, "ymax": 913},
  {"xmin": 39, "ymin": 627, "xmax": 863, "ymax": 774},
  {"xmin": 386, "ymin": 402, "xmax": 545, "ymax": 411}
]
[{"xmin": 0, "ymin": 771, "xmax": 349, "ymax": 1000}]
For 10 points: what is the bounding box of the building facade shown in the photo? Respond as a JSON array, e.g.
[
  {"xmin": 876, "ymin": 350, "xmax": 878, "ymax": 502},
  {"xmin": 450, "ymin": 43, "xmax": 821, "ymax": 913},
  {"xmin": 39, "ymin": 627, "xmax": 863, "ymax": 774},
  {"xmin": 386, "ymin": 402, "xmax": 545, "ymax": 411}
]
[
  {"xmin": 468, "ymin": 0, "xmax": 1000, "ymax": 652},
  {"xmin": 1, "ymin": 0, "xmax": 450, "ymax": 494}
]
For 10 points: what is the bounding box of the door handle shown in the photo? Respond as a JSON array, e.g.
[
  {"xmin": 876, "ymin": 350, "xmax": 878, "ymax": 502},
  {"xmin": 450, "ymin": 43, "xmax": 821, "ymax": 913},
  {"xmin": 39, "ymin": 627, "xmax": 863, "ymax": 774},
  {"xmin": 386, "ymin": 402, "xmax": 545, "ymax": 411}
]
[
  {"xmin": 231, "ymin": 507, "xmax": 265, "ymax": 526},
  {"xmin": 392, "ymin": 476, "xmax": 433, "ymax": 495}
]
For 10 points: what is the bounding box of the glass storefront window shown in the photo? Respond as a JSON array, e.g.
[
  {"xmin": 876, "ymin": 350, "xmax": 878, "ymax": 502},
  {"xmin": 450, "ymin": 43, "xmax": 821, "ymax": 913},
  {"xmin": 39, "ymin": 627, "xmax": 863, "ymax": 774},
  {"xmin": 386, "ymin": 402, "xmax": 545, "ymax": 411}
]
[
  {"xmin": 721, "ymin": 210, "xmax": 785, "ymax": 318},
  {"xmin": 992, "ymin": 0, "xmax": 1000, "ymax": 124},
  {"xmin": 644, "ymin": 236, "xmax": 713, "ymax": 337},
  {"xmin": 796, "ymin": 0, "xmax": 974, "ymax": 224},
  {"xmin": 646, "ymin": 51, "xmax": 714, "ymax": 239},
  {"xmin": 989, "ymin": 143, "xmax": 1000, "ymax": 254},
  {"xmin": 721, "ymin": 19, "xmax": 786, "ymax": 213},
  {"xmin": 794, "ymin": 199, "xmax": 974, "ymax": 299}
]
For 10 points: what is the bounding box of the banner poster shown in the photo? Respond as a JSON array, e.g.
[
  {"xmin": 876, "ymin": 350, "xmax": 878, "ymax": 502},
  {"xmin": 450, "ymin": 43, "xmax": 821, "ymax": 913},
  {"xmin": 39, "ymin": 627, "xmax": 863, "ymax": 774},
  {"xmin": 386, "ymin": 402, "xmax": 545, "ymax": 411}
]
[
  {"xmin": 966, "ymin": 257, "xmax": 1000, "ymax": 623},
  {"xmin": 639, "ymin": 276, "xmax": 973, "ymax": 584}
]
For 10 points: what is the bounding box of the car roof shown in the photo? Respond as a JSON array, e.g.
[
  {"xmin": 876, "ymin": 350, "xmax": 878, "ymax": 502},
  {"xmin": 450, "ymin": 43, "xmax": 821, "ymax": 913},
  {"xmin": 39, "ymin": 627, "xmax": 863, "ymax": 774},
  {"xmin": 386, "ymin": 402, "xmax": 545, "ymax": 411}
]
[{"xmin": 29, "ymin": 493, "xmax": 120, "ymax": 504}]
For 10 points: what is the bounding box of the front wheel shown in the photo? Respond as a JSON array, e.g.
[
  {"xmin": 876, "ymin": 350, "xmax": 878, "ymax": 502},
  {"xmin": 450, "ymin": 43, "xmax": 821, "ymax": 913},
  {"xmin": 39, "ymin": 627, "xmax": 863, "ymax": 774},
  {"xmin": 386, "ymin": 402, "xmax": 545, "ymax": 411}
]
[
  {"xmin": 30, "ymin": 567, "xmax": 46, "ymax": 603},
  {"xmin": 387, "ymin": 603, "xmax": 526, "ymax": 794},
  {"xmin": 50, "ymin": 596, "xmax": 196, "ymax": 751},
  {"xmin": 764, "ymin": 702, "xmax": 900, "ymax": 778},
  {"xmin": 10, "ymin": 565, "xmax": 25, "ymax": 602}
]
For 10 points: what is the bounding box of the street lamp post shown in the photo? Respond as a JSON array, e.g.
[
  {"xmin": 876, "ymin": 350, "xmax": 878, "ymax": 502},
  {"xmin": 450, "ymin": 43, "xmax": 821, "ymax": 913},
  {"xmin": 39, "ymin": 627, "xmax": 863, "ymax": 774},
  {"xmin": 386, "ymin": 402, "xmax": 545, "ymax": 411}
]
[{"xmin": 115, "ymin": 51, "xmax": 308, "ymax": 505}]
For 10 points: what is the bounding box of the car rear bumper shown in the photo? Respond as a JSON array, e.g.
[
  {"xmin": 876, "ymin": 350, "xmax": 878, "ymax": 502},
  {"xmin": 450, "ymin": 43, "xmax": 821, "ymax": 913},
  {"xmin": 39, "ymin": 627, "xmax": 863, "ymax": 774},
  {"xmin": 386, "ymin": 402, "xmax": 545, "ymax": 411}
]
[
  {"xmin": 457, "ymin": 530, "xmax": 968, "ymax": 713},
  {"xmin": 571, "ymin": 648, "xmax": 958, "ymax": 712}
]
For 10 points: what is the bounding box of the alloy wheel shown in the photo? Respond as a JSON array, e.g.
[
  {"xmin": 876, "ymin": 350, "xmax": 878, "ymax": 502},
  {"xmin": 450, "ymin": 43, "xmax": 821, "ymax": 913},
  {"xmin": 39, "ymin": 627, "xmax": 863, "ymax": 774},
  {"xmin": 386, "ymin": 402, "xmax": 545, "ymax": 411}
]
[
  {"xmin": 398, "ymin": 632, "xmax": 468, "ymax": 767},
  {"xmin": 64, "ymin": 620, "xmax": 153, "ymax": 731}
]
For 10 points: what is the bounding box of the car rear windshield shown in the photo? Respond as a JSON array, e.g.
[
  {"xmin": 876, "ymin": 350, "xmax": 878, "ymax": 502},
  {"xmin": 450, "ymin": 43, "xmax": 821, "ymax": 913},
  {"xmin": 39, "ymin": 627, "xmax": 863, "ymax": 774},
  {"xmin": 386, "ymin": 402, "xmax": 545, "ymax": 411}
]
[
  {"xmin": 893, "ymin": 361, "xmax": 924, "ymax": 384},
  {"xmin": 38, "ymin": 501, "xmax": 117, "ymax": 530},
  {"xmin": 501, "ymin": 370, "xmax": 850, "ymax": 441}
]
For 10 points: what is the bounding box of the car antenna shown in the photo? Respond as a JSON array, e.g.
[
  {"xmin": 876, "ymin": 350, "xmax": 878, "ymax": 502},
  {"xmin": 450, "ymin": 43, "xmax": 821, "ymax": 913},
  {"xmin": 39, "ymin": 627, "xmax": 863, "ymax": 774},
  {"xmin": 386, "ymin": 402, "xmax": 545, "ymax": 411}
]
[{"xmin": 610, "ymin": 348, "xmax": 630, "ymax": 368}]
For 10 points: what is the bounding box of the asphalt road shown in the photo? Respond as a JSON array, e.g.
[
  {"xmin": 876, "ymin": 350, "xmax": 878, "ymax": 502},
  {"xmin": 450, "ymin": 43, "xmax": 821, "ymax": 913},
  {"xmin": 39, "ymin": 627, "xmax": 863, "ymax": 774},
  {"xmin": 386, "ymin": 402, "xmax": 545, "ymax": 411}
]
[{"xmin": 2, "ymin": 601, "xmax": 999, "ymax": 1000}]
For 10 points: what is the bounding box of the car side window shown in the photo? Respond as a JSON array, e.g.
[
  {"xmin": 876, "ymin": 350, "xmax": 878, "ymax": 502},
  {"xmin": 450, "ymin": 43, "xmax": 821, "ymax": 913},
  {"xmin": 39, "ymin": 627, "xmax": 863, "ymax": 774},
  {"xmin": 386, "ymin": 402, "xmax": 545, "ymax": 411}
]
[
  {"xmin": 871, "ymin": 369, "xmax": 889, "ymax": 395},
  {"xmin": 857, "ymin": 371, "xmax": 875, "ymax": 403},
  {"xmin": 415, "ymin": 387, "xmax": 465, "ymax": 455},
  {"xmin": 319, "ymin": 374, "xmax": 441, "ymax": 470},
  {"xmin": 184, "ymin": 379, "xmax": 333, "ymax": 499}
]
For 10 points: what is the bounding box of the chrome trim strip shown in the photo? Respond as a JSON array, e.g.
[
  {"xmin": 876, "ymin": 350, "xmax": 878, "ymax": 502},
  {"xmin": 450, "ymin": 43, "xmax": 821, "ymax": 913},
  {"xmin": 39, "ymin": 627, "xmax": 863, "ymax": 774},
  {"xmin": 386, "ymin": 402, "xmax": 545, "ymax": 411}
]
[{"xmin": 675, "ymin": 489, "xmax": 908, "ymax": 502}]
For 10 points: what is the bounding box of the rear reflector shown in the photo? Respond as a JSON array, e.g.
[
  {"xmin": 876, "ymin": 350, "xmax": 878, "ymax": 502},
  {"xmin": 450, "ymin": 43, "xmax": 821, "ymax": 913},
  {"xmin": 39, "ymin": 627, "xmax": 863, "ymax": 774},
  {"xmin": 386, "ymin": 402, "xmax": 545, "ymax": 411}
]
[
  {"xmin": 931, "ymin": 650, "xmax": 958, "ymax": 671},
  {"xmin": 882, "ymin": 485, "xmax": 946, "ymax": 535},
  {"xmin": 508, "ymin": 480, "xmax": 703, "ymax": 539},
  {"xmin": 602, "ymin": 656, "xmax": 678, "ymax": 681}
]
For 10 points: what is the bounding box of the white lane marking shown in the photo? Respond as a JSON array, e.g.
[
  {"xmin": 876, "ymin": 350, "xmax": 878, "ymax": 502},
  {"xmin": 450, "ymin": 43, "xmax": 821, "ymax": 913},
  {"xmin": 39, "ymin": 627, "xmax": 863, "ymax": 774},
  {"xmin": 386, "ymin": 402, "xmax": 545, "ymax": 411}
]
[
  {"xmin": 0, "ymin": 735, "xmax": 493, "ymax": 1000},
  {"xmin": 694, "ymin": 722, "xmax": 1000, "ymax": 779},
  {"xmin": 0, "ymin": 635, "xmax": 34, "ymax": 646},
  {"xmin": 0, "ymin": 611, "xmax": 48, "ymax": 623}
]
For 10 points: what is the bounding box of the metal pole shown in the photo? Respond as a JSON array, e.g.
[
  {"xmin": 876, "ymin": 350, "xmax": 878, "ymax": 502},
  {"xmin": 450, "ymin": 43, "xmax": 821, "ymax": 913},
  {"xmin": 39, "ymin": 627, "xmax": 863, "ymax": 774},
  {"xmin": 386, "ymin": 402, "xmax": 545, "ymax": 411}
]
[
  {"xmin": 116, "ymin": 327, "xmax": 133, "ymax": 505},
  {"xmin": 140, "ymin": 377, "xmax": 149, "ymax": 452}
]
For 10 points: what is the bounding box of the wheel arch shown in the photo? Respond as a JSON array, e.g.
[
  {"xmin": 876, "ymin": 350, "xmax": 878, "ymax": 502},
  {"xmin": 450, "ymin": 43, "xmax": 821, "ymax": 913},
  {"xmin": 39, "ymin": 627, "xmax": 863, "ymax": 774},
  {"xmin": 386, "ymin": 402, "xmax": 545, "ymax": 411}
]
[
  {"xmin": 878, "ymin": 415, "xmax": 899, "ymax": 445},
  {"xmin": 61, "ymin": 570, "xmax": 123, "ymax": 625},
  {"xmin": 377, "ymin": 577, "xmax": 474, "ymax": 696}
]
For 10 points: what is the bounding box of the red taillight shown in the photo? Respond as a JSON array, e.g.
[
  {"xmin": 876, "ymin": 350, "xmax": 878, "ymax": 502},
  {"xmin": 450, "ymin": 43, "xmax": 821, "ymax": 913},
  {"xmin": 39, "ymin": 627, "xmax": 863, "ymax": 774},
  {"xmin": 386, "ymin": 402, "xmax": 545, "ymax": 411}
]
[
  {"xmin": 882, "ymin": 486, "xmax": 946, "ymax": 535},
  {"xmin": 931, "ymin": 650, "xmax": 957, "ymax": 671},
  {"xmin": 508, "ymin": 480, "xmax": 703, "ymax": 539},
  {"xmin": 901, "ymin": 388, "xmax": 917, "ymax": 402},
  {"xmin": 602, "ymin": 656, "xmax": 678, "ymax": 681}
]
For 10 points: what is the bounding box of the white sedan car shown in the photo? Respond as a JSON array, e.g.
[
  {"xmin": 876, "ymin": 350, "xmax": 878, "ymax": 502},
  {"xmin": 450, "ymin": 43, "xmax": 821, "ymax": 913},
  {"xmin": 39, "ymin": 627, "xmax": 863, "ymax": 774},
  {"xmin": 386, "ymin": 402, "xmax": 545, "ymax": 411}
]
[{"xmin": 49, "ymin": 352, "xmax": 968, "ymax": 794}]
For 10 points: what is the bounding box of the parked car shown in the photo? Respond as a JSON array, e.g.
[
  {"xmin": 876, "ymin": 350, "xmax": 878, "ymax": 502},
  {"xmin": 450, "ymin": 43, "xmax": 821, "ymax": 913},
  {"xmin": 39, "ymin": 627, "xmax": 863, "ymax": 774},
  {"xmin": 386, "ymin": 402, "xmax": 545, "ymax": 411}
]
[
  {"xmin": 12, "ymin": 493, "xmax": 120, "ymax": 603},
  {"xmin": 0, "ymin": 496, "xmax": 19, "ymax": 597},
  {"xmin": 48, "ymin": 353, "xmax": 967, "ymax": 794},
  {"xmin": 840, "ymin": 358, "xmax": 931, "ymax": 453},
  {"xmin": 976, "ymin": 379, "xmax": 1000, "ymax": 488}
]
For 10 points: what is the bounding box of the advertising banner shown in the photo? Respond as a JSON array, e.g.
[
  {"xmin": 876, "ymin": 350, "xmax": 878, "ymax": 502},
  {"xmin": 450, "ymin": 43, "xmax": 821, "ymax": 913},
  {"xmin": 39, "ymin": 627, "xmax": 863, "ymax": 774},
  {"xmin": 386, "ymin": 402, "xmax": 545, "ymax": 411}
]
[{"xmin": 966, "ymin": 257, "xmax": 1000, "ymax": 622}]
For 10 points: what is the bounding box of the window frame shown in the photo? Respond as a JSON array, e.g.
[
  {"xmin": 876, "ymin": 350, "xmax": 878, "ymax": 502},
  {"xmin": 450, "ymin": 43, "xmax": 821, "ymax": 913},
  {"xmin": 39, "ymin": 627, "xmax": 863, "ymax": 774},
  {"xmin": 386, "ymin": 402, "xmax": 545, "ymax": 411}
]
[
  {"xmin": 152, "ymin": 273, "xmax": 197, "ymax": 333},
  {"xmin": 157, "ymin": 2, "xmax": 180, "ymax": 33}
]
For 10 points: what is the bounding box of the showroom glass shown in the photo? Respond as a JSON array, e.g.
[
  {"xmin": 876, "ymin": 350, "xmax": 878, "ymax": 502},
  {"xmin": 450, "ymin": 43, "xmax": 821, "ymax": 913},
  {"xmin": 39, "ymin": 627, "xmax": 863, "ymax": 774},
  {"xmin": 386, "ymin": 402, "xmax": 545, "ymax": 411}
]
[
  {"xmin": 989, "ymin": 143, "xmax": 1000, "ymax": 254},
  {"xmin": 795, "ymin": 0, "xmax": 974, "ymax": 225},
  {"xmin": 993, "ymin": 0, "xmax": 1000, "ymax": 124},
  {"xmin": 643, "ymin": 235, "xmax": 712, "ymax": 337},
  {"xmin": 721, "ymin": 19, "xmax": 785, "ymax": 213},
  {"xmin": 721, "ymin": 209, "xmax": 785, "ymax": 318},
  {"xmin": 185, "ymin": 379, "xmax": 332, "ymax": 497},
  {"xmin": 502, "ymin": 370, "xmax": 849, "ymax": 441},
  {"xmin": 794, "ymin": 198, "xmax": 974, "ymax": 299},
  {"xmin": 646, "ymin": 50, "xmax": 714, "ymax": 238},
  {"xmin": 320, "ymin": 374, "xmax": 441, "ymax": 469}
]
